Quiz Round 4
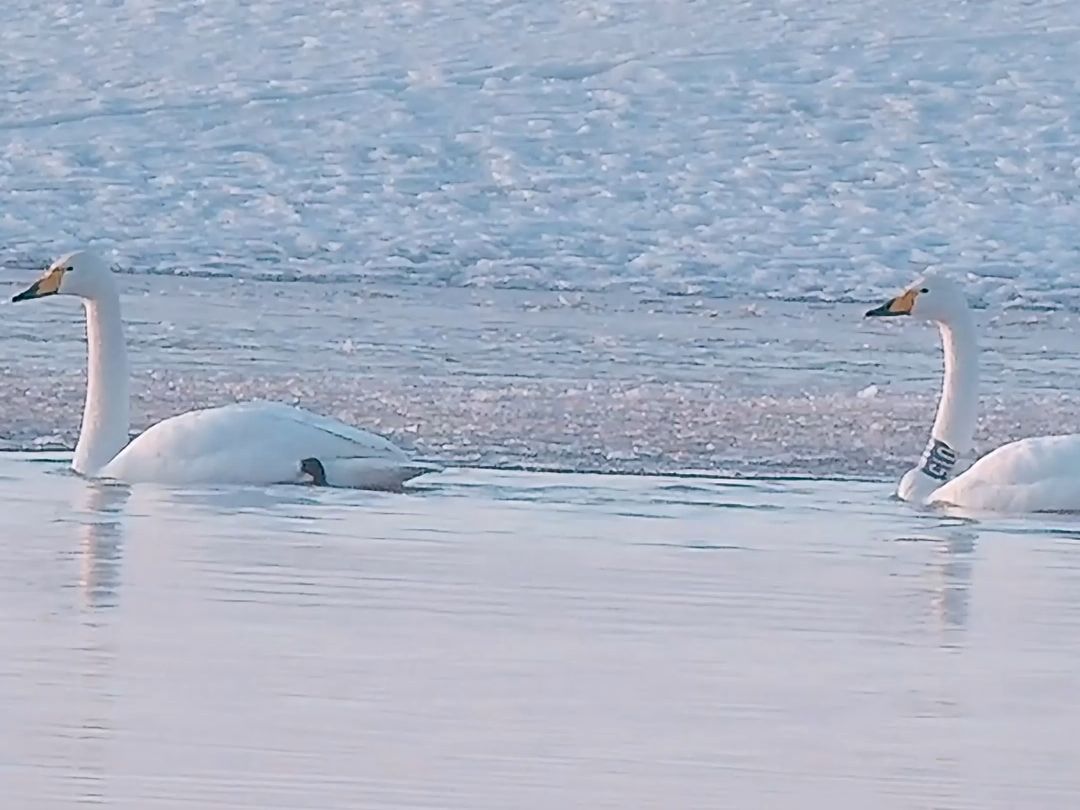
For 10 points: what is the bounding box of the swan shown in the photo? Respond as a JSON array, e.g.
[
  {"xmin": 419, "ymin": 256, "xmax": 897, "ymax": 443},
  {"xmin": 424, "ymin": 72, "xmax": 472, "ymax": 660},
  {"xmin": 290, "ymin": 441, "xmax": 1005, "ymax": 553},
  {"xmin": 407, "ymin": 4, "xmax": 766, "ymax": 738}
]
[
  {"xmin": 865, "ymin": 273, "xmax": 1080, "ymax": 512},
  {"xmin": 12, "ymin": 250, "xmax": 438, "ymax": 490}
]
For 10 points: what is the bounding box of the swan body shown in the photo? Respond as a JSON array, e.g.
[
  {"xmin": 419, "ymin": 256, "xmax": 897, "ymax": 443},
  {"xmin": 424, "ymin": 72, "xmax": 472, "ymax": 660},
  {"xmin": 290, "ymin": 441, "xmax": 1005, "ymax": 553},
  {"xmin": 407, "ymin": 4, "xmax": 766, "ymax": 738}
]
[
  {"xmin": 100, "ymin": 401, "xmax": 436, "ymax": 488},
  {"xmin": 866, "ymin": 274, "xmax": 1080, "ymax": 513},
  {"xmin": 13, "ymin": 251, "xmax": 436, "ymax": 490},
  {"xmin": 927, "ymin": 434, "xmax": 1080, "ymax": 513}
]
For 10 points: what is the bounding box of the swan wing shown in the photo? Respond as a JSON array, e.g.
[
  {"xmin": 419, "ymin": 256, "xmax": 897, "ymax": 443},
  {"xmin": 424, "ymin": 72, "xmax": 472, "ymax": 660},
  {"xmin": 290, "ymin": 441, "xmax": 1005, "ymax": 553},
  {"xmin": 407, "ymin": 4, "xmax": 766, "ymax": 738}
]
[
  {"xmin": 99, "ymin": 401, "xmax": 415, "ymax": 486},
  {"xmin": 210, "ymin": 401, "xmax": 408, "ymax": 455},
  {"xmin": 929, "ymin": 434, "xmax": 1080, "ymax": 512}
]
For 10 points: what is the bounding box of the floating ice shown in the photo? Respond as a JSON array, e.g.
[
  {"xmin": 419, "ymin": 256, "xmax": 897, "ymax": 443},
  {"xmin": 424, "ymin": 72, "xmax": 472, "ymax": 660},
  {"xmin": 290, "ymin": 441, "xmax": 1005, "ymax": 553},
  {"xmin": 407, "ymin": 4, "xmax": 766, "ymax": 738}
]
[{"xmin": 857, "ymin": 384, "xmax": 880, "ymax": 400}]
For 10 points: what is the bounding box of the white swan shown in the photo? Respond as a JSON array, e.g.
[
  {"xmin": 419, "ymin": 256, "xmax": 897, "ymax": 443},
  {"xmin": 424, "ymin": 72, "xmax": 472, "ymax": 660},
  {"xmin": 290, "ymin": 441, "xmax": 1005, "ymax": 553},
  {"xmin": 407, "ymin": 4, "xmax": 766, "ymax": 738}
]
[
  {"xmin": 12, "ymin": 251, "xmax": 438, "ymax": 490},
  {"xmin": 865, "ymin": 273, "xmax": 1080, "ymax": 512}
]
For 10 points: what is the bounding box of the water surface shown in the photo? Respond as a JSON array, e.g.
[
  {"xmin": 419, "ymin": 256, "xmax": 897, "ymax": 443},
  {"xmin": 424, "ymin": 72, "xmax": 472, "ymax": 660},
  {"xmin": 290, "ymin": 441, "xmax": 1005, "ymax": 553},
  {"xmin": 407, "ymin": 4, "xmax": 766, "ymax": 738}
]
[{"xmin": 3, "ymin": 453, "xmax": 1080, "ymax": 808}]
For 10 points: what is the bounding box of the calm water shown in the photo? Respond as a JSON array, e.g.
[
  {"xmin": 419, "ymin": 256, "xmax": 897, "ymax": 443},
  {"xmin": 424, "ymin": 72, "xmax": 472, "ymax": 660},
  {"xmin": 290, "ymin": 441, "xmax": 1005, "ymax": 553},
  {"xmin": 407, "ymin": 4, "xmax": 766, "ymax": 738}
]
[{"xmin": 3, "ymin": 453, "xmax": 1080, "ymax": 808}]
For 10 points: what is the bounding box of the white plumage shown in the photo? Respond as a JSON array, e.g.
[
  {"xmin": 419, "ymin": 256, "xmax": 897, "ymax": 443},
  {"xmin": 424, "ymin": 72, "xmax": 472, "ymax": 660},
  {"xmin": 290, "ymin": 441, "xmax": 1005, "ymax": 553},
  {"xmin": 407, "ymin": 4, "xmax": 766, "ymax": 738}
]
[
  {"xmin": 927, "ymin": 434, "xmax": 1080, "ymax": 513},
  {"xmin": 12, "ymin": 251, "xmax": 437, "ymax": 490},
  {"xmin": 866, "ymin": 273, "xmax": 1080, "ymax": 513}
]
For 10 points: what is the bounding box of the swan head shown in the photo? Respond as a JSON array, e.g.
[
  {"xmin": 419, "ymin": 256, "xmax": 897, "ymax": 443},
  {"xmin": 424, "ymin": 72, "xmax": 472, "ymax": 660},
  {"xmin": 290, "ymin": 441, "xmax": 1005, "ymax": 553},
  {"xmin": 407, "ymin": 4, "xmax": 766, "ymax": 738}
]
[
  {"xmin": 12, "ymin": 250, "xmax": 114, "ymax": 303},
  {"xmin": 864, "ymin": 272, "xmax": 969, "ymax": 324}
]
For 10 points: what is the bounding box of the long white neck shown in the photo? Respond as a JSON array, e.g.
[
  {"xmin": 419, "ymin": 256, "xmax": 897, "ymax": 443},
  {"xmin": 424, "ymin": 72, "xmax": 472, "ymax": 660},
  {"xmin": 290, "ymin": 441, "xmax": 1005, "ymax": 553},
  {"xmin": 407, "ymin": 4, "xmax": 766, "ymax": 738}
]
[
  {"xmin": 73, "ymin": 292, "xmax": 131, "ymax": 476},
  {"xmin": 898, "ymin": 311, "xmax": 979, "ymax": 503}
]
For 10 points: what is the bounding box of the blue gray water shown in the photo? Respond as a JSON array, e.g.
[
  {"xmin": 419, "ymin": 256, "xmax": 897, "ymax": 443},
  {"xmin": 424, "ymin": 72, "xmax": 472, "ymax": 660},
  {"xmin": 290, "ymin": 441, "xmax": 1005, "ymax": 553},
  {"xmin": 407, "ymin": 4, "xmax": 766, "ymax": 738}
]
[{"xmin": 4, "ymin": 454, "xmax": 1080, "ymax": 808}]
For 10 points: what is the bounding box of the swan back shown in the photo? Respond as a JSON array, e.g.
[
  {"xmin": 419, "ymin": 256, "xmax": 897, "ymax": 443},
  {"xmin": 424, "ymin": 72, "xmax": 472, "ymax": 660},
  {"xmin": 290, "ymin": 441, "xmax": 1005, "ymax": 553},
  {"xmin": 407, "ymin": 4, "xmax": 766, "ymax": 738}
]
[
  {"xmin": 101, "ymin": 401, "xmax": 413, "ymax": 486},
  {"xmin": 929, "ymin": 435, "xmax": 1080, "ymax": 512}
]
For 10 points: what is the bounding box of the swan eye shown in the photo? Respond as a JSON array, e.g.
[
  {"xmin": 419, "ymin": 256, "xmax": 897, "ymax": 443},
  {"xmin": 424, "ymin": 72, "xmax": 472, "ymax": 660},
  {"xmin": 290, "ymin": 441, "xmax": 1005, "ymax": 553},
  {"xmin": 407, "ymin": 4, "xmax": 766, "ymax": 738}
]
[
  {"xmin": 65, "ymin": 266, "xmax": 73, "ymax": 273},
  {"xmin": 920, "ymin": 287, "xmax": 929, "ymax": 294}
]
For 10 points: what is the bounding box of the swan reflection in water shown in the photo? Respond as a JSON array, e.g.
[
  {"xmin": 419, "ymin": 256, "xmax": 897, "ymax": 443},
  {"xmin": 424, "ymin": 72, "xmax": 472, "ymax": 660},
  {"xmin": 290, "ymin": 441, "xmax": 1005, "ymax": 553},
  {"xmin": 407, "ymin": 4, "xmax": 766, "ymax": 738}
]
[
  {"xmin": 76, "ymin": 480, "xmax": 130, "ymax": 611},
  {"xmin": 63, "ymin": 478, "xmax": 132, "ymax": 807},
  {"xmin": 929, "ymin": 528, "xmax": 976, "ymax": 637},
  {"xmin": 890, "ymin": 523, "xmax": 976, "ymax": 641}
]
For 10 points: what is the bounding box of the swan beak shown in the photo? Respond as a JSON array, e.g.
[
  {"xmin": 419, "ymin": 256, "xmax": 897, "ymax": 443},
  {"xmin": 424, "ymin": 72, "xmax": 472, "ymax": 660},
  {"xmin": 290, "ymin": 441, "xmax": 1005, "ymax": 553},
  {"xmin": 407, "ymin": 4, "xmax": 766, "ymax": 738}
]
[
  {"xmin": 865, "ymin": 288, "xmax": 916, "ymax": 317},
  {"xmin": 12, "ymin": 267, "xmax": 64, "ymax": 302}
]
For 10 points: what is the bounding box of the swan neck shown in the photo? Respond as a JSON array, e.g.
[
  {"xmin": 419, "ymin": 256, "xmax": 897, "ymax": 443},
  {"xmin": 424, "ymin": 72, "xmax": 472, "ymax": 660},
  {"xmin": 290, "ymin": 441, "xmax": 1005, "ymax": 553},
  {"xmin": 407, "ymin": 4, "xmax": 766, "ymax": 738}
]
[
  {"xmin": 934, "ymin": 313, "xmax": 979, "ymax": 453},
  {"xmin": 73, "ymin": 293, "xmax": 130, "ymax": 475},
  {"xmin": 898, "ymin": 311, "xmax": 979, "ymax": 503}
]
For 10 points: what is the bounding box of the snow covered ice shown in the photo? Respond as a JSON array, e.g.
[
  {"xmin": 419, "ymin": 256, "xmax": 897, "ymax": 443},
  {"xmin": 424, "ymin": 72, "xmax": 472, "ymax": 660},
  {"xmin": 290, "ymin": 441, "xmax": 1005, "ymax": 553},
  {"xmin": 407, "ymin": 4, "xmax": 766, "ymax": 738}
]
[{"xmin": 5, "ymin": 0, "xmax": 1080, "ymax": 307}]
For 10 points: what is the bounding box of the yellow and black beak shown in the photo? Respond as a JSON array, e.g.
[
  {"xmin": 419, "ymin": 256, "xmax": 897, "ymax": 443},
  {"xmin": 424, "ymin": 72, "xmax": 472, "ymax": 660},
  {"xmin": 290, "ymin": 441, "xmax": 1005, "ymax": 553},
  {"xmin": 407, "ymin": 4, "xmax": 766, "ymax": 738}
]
[
  {"xmin": 12, "ymin": 266, "xmax": 64, "ymax": 303},
  {"xmin": 865, "ymin": 288, "xmax": 917, "ymax": 318}
]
